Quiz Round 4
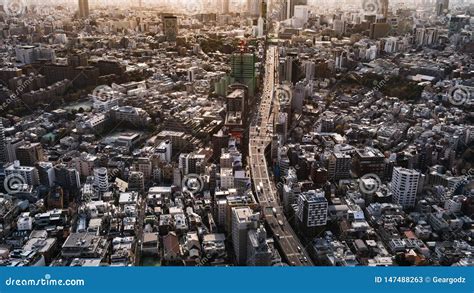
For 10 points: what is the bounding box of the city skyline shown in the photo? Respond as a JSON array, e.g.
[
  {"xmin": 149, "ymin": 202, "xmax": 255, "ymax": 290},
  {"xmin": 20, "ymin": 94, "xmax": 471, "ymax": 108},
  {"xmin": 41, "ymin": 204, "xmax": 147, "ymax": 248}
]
[{"xmin": 0, "ymin": 0, "xmax": 472, "ymax": 270}]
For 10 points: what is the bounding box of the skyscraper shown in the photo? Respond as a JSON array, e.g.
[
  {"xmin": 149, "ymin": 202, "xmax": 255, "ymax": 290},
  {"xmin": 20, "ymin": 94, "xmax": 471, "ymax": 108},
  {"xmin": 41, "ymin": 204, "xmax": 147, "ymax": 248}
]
[
  {"xmin": 5, "ymin": 161, "xmax": 40, "ymax": 187},
  {"xmin": 259, "ymin": 0, "xmax": 267, "ymax": 18},
  {"xmin": 327, "ymin": 152, "xmax": 351, "ymax": 181},
  {"xmin": 296, "ymin": 190, "xmax": 328, "ymax": 236},
  {"xmin": 247, "ymin": 225, "xmax": 272, "ymax": 266},
  {"xmin": 225, "ymin": 86, "xmax": 248, "ymax": 145},
  {"xmin": 222, "ymin": 0, "xmax": 230, "ymax": 14},
  {"xmin": 231, "ymin": 207, "xmax": 259, "ymax": 265},
  {"xmin": 258, "ymin": 0, "xmax": 267, "ymax": 35},
  {"xmin": 163, "ymin": 15, "xmax": 178, "ymax": 42},
  {"xmin": 128, "ymin": 171, "xmax": 145, "ymax": 192},
  {"xmin": 230, "ymin": 48, "xmax": 256, "ymax": 98},
  {"xmin": 78, "ymin": 0, "xmax": 89, "ymax": 18},
  {"xmin": 435, "ymin": 0, "xmax": 449, "ymax": 16},
  {"xmin": 247, "ymin": 0, "xmax": 260, "ymax": 17},
  {"xmin": 257, "ymin": 16, "xmax": 265, "ymax": 37},
  {"xmin": 380, "ymin": 0, "xmax": 389, "ymax": 20},
  {"xmin": 0, "ymin": 121, "xmax": 7, "ymax": 164},
  {"xmin": 287, "ymin": 0, "xmax": 307, "ymax": 19},
  {"xmin": 16, "ymin": 142, "xmax": 44, "ymax": 167},
  {"xmin": 93, "ymin": 167, "xmax": 109, "ymax": 193},
  {"xmin": 390, "ymin": 167, "xmax": 420, "ymax": 209}
]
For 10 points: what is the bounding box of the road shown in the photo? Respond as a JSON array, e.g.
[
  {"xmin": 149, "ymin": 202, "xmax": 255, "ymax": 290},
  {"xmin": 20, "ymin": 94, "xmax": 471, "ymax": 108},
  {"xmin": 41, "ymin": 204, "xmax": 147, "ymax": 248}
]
[{"xmin": 249, "ymin": 46, "xmax": 313, "ymax": 266}]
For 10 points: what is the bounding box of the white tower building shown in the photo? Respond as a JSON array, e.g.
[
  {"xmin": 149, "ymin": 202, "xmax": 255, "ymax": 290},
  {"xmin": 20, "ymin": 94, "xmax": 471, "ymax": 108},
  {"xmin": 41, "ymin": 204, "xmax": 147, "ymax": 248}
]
[{"xmin": 390, "ymin": 167, "xmax": 420, "ymax": 209}]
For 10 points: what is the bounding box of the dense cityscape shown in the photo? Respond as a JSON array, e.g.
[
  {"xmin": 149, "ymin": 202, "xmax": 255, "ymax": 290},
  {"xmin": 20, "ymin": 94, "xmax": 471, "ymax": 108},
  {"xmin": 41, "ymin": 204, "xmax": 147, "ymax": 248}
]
[{"xmin": 0, "ymin": 0, "xmax": 472, "ymax": 268}]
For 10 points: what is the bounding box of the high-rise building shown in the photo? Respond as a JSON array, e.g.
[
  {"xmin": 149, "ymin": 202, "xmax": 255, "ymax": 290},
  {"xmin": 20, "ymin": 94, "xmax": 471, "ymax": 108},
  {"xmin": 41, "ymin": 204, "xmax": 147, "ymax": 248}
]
[
  {"xmin": 380, "ymin": 0, "xmax": 389, "ymax": 20},
  {"xmin": 333, "ymin": 19, "xmax": 346, "ymax": 36},
  {"xmin": 247, "ymin": 225, "xmax": 272, "ymax": 266},
  {"xmin": 327, "ymin": 152, "xmax": 351, "ymax": 181},
  {"xmin": 257, "ymin": 16, "xmax": 265, "ymax": 37},
  {"xmin": 93, "ymin": 167, "xmax": 109, "ymax": 193},
  {"xmin": 37, "ymin": 162, "xmax": 55, "ymax": 187},
  {"xmin": 0, "ymin": 121, "xmax": 7, "ymax": 164},
  {"xmin": 287, "ymin": 0, "xmax": 307, "ymax": 19},
  {"xmin": 414, "ymin": 28, "xmax": 439, "ymax": 46},
  {"xmin": 226, "ymin": 88, "xmax": 246, "ymax": 113},
  {"xmin": 156, "ymin": 140, "xmax": 172, "ymax": 163},
  {"xmin": 294, "ymin": 5, "xmax": 309, "ymax": 23},
  {"xmin": 54, "ymin": 164, "xmax": 81, "ymax": 191},
  {"xmin": 47, "ymin": 185, "xmax": 64, "ymax": 209},
  {"xmin": 435, "ymin": 0, "xmax": 449, "ymax": 16},
  {"xmin": 78, "ymin": 0, "xmax": 89, "ymax": 18},
  {"xmin": 212, "ymin": 130, "xmax": 230, "ymax": 162},
  {"xmin": 259, "ymin": 0, "xmax": 267, "ymax": 18},
  {"xmin": 4, "ymin": 161, "xmax": 40, "ymax": 187},
  {"xmin": 282, "ymin": 182, "xmax": 301, "ymax": 214},
  {"xmin": 362, "ymin": 0, "xmax": 388, "ymax": 19},
  {"xmin": 353, "ymin": 147, "xmax": 386, "ymax": 179},
  {"xmin": 163, "ymin": 15, "xmax": 178, "ymax": 42},
  {"xmin": 296, "ymin": 190, "xmax": 328, "ymax": 236},
  {"xmin": 179, "ymin": 152, "xmax": 206, "ymax": 175},
  {"xmin": 230, "ymin": 48, "xmax": 256, "ymax": 98},
  {"xmin": 225, "ymin": 86, "xmax": 249, "ymax": 146},
  {"xmin": 222, "ymin": 0, "xmax": 230, "ymax": 14},
  {"xmin": 6, "ymin": 137, "xmax": 24, "ymax": 163},
  {"xmin": 247, "ymin": 0, "xmax": 260, "ymax": 17},
  {"xmin": 370, "ymin": 22, "xmax": 391, "ymax": 39},
  {"xmin": 15, "ymin": 143, "xmax": 44, "ymax": 167},
  {"xmin": 128, "ymin": 171, "xmax": 145, "ymax": 192},
  {"xmin": 390, "ymin": 167, "xmax": 420, "ymax": 209},
  {"xmin": 220, "ymin": 168, "xmax": 234, "ymax": 190},
  {"xmin": 231, "ymin": 207, "xmax": 259, "ymax": 265},
  {"xmin": 279, "ymin": 52, "xmax": 299, "ymax": 84}
]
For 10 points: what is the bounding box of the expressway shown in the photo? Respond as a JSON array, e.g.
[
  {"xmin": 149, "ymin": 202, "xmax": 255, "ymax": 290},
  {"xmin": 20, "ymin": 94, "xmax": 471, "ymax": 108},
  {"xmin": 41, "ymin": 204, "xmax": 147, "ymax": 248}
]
[{"xmin": 249, "ymin": 46, "xmax": 313, "ymax": 266}]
